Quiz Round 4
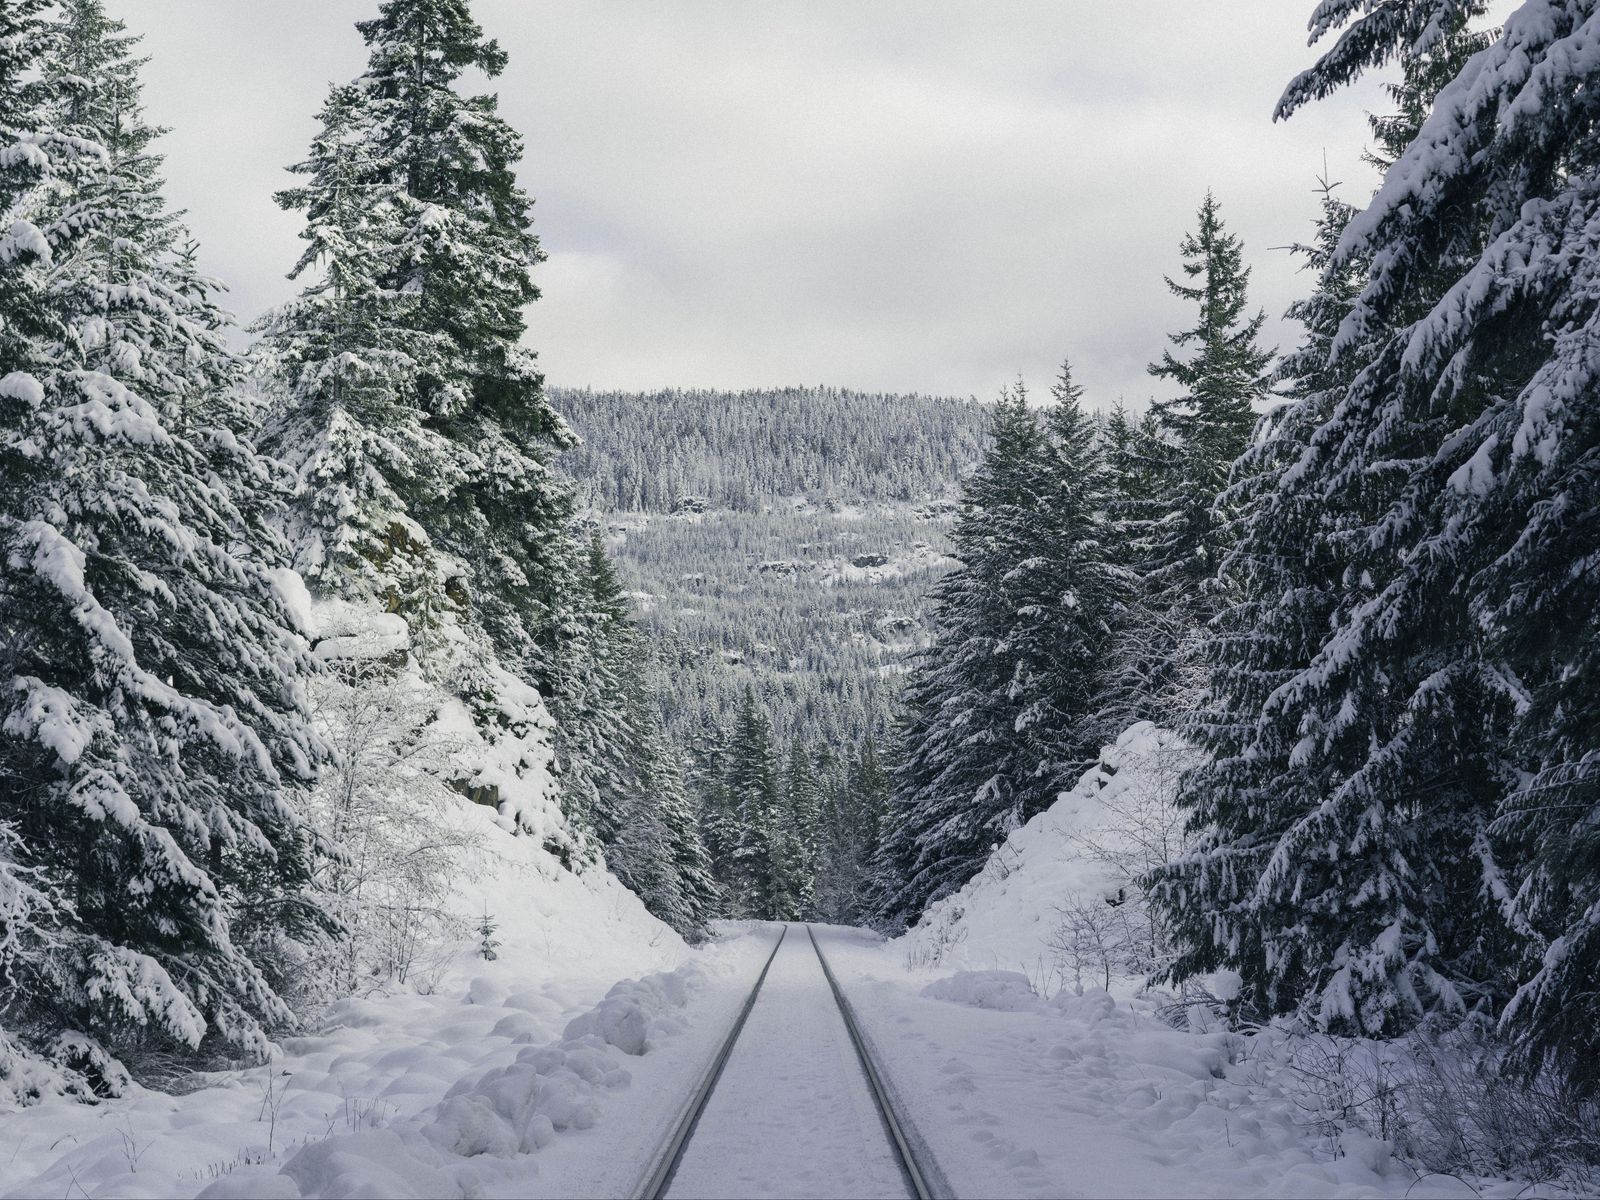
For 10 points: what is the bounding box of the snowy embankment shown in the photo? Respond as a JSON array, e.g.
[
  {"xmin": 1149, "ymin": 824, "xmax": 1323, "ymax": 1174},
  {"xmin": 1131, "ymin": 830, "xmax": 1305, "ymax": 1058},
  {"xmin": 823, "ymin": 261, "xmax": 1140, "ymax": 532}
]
[
  {"xmin": 899, "ymin": 721, "xmax": 1198, "ymax": 992},
  {"xmin": 835, "ymin": 723, "xmax": 1551, "ymax": 1199},
  {"xmin": 0, "ymin": 913, "xmax": 775, "ymax": 1199},
  {"xmin": 0, "ymin": 572, "xmax": 767, "ymax": 1200}
]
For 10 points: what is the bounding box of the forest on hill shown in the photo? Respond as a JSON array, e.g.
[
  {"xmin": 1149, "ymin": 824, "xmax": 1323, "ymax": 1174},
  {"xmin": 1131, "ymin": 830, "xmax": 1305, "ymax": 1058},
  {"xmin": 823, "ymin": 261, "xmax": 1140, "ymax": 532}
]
[{"xmin": 557, "ymin": 386, "xmax": 989, "ymax": 922}]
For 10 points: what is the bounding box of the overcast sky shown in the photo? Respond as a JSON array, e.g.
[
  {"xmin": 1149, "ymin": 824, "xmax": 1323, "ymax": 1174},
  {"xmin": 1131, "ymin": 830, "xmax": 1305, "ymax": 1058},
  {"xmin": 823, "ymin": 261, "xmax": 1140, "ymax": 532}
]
[{"xmin": 121, "ymin": 1, "xmax": 1507, "ymax": 405}]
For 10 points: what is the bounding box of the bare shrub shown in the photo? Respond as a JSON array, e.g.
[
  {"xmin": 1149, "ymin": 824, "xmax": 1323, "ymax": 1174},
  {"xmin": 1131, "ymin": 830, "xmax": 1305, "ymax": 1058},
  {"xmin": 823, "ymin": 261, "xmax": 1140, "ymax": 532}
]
[
  {"xmin": 304, "ymin": 658, "xmax": 484, "ymax": 997},
  {"xmin": 1260, "ymin": 1021, "xmax": 1600, "ymax": 1193},
  {"xmin": 1047, "ymin": 895, "xmax": 1135, "ymax": 993}
]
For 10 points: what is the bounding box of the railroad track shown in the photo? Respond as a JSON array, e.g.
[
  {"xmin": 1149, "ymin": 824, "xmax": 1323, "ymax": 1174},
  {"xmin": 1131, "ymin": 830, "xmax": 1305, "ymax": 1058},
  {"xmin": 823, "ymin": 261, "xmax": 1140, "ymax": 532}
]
[{"xmin": 633, "ymin": 923, "xmax": 952, "ymax": 1200}]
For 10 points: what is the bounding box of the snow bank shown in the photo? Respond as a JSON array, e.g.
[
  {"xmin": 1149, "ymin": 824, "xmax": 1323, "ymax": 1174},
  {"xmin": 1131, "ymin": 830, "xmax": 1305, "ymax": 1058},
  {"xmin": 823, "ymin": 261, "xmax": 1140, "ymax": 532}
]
[
  {"xmin": 0, "ymin": 572, "xmax": 699, "ymax": 1198},
  {"xmin": 899, "ymin": 721, "xmax": 1199, "ymax": 989},
  {"xmin": 921, "ymin": 970, "xmax": 1043, "ymax": 1012},
  {"xmin": 822, "ymin": 930, "xmax": 1547, "ymax": 1200},
  {"xmin": 196, "ymin": 962, "xmax": 710, "ymax": 1198}
]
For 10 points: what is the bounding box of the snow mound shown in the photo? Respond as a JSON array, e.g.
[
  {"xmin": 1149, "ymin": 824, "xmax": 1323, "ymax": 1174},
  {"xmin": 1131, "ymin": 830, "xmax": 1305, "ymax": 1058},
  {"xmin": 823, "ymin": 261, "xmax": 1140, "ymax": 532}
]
[
  {"xmin": 921, "ymin": 970, "xmax": 1042, "ymax": 1012},
  {"xmin": 197, "ymin": 962, "xmax": 708, "ymax": 1198},
  {"xmin": 898, "ymin": 721, "xmax": 1199, "ymax": 985}
]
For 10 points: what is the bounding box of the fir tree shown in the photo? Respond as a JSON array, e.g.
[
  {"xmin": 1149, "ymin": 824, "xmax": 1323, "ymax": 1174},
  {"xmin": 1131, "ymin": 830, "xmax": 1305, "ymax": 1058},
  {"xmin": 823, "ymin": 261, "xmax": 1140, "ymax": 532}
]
[
  {"xmin": 549, "ymin": 531, "xmax": 638, "ymax": 848},
  {"xmin": 1156, "ymin": 2, "xmax": 1600, "ymax": 1067},
  {"xmin": 770, "ymin": 742, "xmax": 822, "ymax": 920},
  {"xmin": 723, "ymin": 691, "xmax": 781, "ymax": 918},
  {"xmin": 818, "ymin": 737, "xmax": 891, "ymax": 924},
  {"xmin": 878, "ymin": 386, "xmax": 1050, "ymax": 925},
  {"xmin": 1145, "ymin": 193, "xmax": 1273, "ymax": 591},
  {"xmin": 1024, "ymin": 360, "xmax": 1129, "ymax": 773},
  {"xmin": 0, "ymin": 5, "xmax": 327, "ymax": 1087},
  {"xmin": 346, "ymin": 0, "xmax": 579, "ymax": 686},
  {"xmin": 257, "ymin": 81, "xmax": 463, "ymax": 646}
]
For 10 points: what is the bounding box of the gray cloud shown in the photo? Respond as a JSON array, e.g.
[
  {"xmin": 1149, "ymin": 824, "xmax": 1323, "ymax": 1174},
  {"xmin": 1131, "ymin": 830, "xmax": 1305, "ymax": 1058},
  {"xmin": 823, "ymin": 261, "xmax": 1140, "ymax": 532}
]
[{"xmin": 123, "ymin": 1, "xmax": 1507, "ymax": 405}]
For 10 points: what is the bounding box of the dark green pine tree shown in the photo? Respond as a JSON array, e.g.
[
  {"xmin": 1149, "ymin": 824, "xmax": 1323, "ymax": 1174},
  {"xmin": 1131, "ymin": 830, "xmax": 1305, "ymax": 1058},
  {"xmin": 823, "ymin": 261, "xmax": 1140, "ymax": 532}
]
[
  {"xmin": 689, "ymin": 711, "xmax": 738, "ymax": 902},
  {"xmin": 550, "ymin": 531, "xmax": 638, "ymax": 849},
  {"xmin": 876, "ymin": 385, "xmax": 1048, "ymax": 927},
  {"xmin": 644, "ymin": 709, "xmax": 722, "ymax": 941},
  {"xmin": 1097, "ymin": 401, "xmax": 1186, "ymax": 730},
  {"xmin": 258, "ymin": 80, "xmax": 463, "ymax": 649},
  {"xmin": 769, "ymin": 742, "xmax": 822, "ymax": 920},
  {"xmin": 1151, "ymin": 182, "xmax": 1370, "ymax": 1022},
  {"xmin": 348, "ymin": 0, "xmax": 580, "ymax": 688},
  {"xmin": 723, "ymin": 692, "xmax": 781, "ymax": 919},
  {"xmin": 819, "ymin": 737, "xmax": 891, "ymax": 924},
  {"xmin": 1146, "ymin": 192, "xmax": 1274, "ymax": 596},
  {"xmin": 1156, "ymin": 1, "xmax": 1588, "ymax": 1051},
  {"xmin": 1023, "ymin": 360, "xmax": 1130, "ymax": 775},
  {"xmin": 1, "ymin": 4, "xmax": 328, "ymax": 1090}
]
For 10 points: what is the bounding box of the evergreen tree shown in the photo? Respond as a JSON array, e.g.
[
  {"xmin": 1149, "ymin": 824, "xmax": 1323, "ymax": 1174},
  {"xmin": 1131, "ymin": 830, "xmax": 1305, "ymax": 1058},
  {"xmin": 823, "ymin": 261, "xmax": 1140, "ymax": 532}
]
[
  {"xmin": 770, "ymin": 742, "xmax": 822, "ymax": 920},
  {"xmin": 818, "ymin": 737, "xmax": 891, "ymax": 924},
  {"xmin": 877, "ymin": 386, "xmax": 1049, "ymax": 925},
  {"xmin": 690, "ymin": 711, "xmax": 739, "ymax": 899},
  {"xmin": 346, "ymin": 0, "xmax": 580, "ymax": 686},
  {"xmin": 723, "ymin": 692, "xmax": 781, "ymax": 918},
  {"xmin": 1098, "ymin": 402, "xmax": 1187, "ymax": 730},
  {"xmin": 266, "ymin": 0, "xmax": 579, "ymax": 686},
  {"xmin": 1156, "ymin": 3, "xmax": 1600, "ymax": 1075},
  {"xmin": 549, "ymin": 531, "xmax": 637, "ymax": 847},
  {"xmin": 1025, "ymin": 360, "xmax": 1130, "ymax": 771},
  {"xmin": 0, "ymin": 4, "xmax": 326, "ymax": 1088},
  {"xmin": 1145, "ymin": 192, "xmax": 1274, "ymax": 596},
  {"xmin": 257, "ymin": 81, "xmax": 462, "ymax": 648},
  {"xmin": 1151, "ymin": 182, "xmax": 1374, "ymax": 1025},
  {"xmin": 648, "ymin": 715, "xmax": 721, "ymax": 940}
]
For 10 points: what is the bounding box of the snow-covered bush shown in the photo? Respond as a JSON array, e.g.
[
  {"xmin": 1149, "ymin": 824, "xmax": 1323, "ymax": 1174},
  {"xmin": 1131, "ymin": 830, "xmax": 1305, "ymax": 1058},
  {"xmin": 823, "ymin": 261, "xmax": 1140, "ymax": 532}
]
[
  {"xmin": 303, "ymin": 656, "xmax": 485, "ymax": 997},
  {"xmin": 1251, "ymin": 1022, "xmax": 1600, "ymax": 1193}
]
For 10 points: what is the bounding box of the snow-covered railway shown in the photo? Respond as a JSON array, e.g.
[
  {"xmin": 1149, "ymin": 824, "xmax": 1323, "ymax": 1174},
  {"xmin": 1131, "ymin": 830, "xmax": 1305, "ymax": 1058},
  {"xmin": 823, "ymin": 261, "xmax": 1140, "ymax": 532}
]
[{"xmin": 637, "ymin": 925, "xmax": 949, "ymax": 1200}]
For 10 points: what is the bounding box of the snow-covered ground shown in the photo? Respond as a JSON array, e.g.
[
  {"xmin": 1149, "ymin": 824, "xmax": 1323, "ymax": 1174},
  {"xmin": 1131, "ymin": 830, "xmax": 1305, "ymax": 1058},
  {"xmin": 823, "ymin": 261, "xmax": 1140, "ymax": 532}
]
[
  {"xmin": 816, "ymin": 929, "xmax": 1511, "ymax": 1199},
  {"xmin": 898, "ymin": 721, "xmax": 1199, "ymax": 993},
  {"xmin": 2, "ymin": 917, "xmax": 1562, "ymax": 1199},
  {"xmin": 0, "ymin": 720, "xmax": 1562, "ymax": 1200},
  {"xmin": 0, "ymin": 826, "xmax": 763, "ymax": 1200}
]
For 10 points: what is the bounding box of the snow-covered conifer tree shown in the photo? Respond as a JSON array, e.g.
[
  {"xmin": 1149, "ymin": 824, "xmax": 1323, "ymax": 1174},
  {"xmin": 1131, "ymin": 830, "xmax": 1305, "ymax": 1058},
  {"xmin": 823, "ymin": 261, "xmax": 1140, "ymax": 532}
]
[
  {"xmin": 723, "ymin": 692, "xmax": 781, "ymax": 918},
  {"xmin": 1157, "ymin": 4, "xmax": 1600, "ymax": 1075},
  {"xmin": 346, "ymin": 0, "xmax": 579, "ymax": 685},
  {"xmin": 877, "ymin": 386, "xmax": 1050, "ymax": 924},
  {"xmin": 1145, "ymin": 193, "xmax": 1274, "ymax": 597},
  {"xmin": 0, "ymin": 3, "xmax": 326, "ymax": 1090},
  {"xmin": 257, "ymin": 82, "xmax": 462, "ymax": 644}
]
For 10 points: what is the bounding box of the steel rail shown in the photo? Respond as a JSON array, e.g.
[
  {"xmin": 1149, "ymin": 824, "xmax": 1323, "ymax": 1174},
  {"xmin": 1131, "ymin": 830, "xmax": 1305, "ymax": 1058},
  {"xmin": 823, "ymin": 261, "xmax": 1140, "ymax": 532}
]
[
  {"xmin": 805, "ymin": 924, "xmax": 954, "ymax": 1200},
  {"xmin": 635, "ymin": 923, "xmax": 790, "ymax": 1200}
]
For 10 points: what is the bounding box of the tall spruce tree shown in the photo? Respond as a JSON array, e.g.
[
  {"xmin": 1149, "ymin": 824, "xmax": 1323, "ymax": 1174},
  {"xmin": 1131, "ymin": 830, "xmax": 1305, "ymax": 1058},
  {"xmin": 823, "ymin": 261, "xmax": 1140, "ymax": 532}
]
[
  {"xmin": 1028, "ymin": 360, "xmax": 1130, "ymax": 768},
  {"xmin": 1, "ymin": 3, "xmax": 327, "ymax": 1089},
  {"xmin": 723, "ymin": 692, "xmax": 781, "ymax": 918},
  {"xmin": 1156, "ymin": 3, "xmax": 1600, "ymax": 1081},
  {"xmin": 550, "ymin": 531, "xmax": 638, "ymax": 848},
  {"xmin": 769, "ymin": 742, "xmax": 822, "ymax": 920},
  {"xmin": 268, "ymin": 0, "xmax": 579, "ymax": 689},
  {"xmin": 257, "ymin": 81, "xmax": 463, "ymax": 649},
  {"xmin": 818, "ymin": 737, "xmax": 891, "ymax": 924},
  {"xmin": 878, "ymin": 387, "xmax": 1043, "ymax": 926},
  {"xmin": 1146, "ymin": 192, "xmax": 1274, "ymax": 595},
  {"xmin": 351, "ymin": 0, "xmax": 579, "ymax": 685}
]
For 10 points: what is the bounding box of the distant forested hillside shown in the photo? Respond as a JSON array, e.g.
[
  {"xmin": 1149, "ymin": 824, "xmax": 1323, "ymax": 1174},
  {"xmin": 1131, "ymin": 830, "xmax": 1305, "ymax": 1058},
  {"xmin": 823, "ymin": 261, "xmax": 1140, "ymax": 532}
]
[
  {"xmin": 556, "ymin": 387, "xmax": 987, "ymax": 921},
  {"xmin": 554, "ymin": 386, "xmax": 988, "ymax": 511}
]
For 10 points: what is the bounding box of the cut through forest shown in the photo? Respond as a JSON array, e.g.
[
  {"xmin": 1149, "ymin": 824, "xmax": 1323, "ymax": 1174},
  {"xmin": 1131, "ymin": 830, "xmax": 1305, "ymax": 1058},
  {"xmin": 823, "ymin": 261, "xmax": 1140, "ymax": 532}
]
[{"xmin": 1, "ymin": 1, "xmax": 1598, "ymax": 1198}]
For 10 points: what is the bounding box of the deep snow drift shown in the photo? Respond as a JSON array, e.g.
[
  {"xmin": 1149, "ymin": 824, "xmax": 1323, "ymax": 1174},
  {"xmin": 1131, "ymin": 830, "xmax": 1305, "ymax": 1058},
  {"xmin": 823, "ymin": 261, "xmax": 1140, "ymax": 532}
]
[{"xmin": 0, "ymin": 799, "xmax": 720, "ymax": 1199}]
